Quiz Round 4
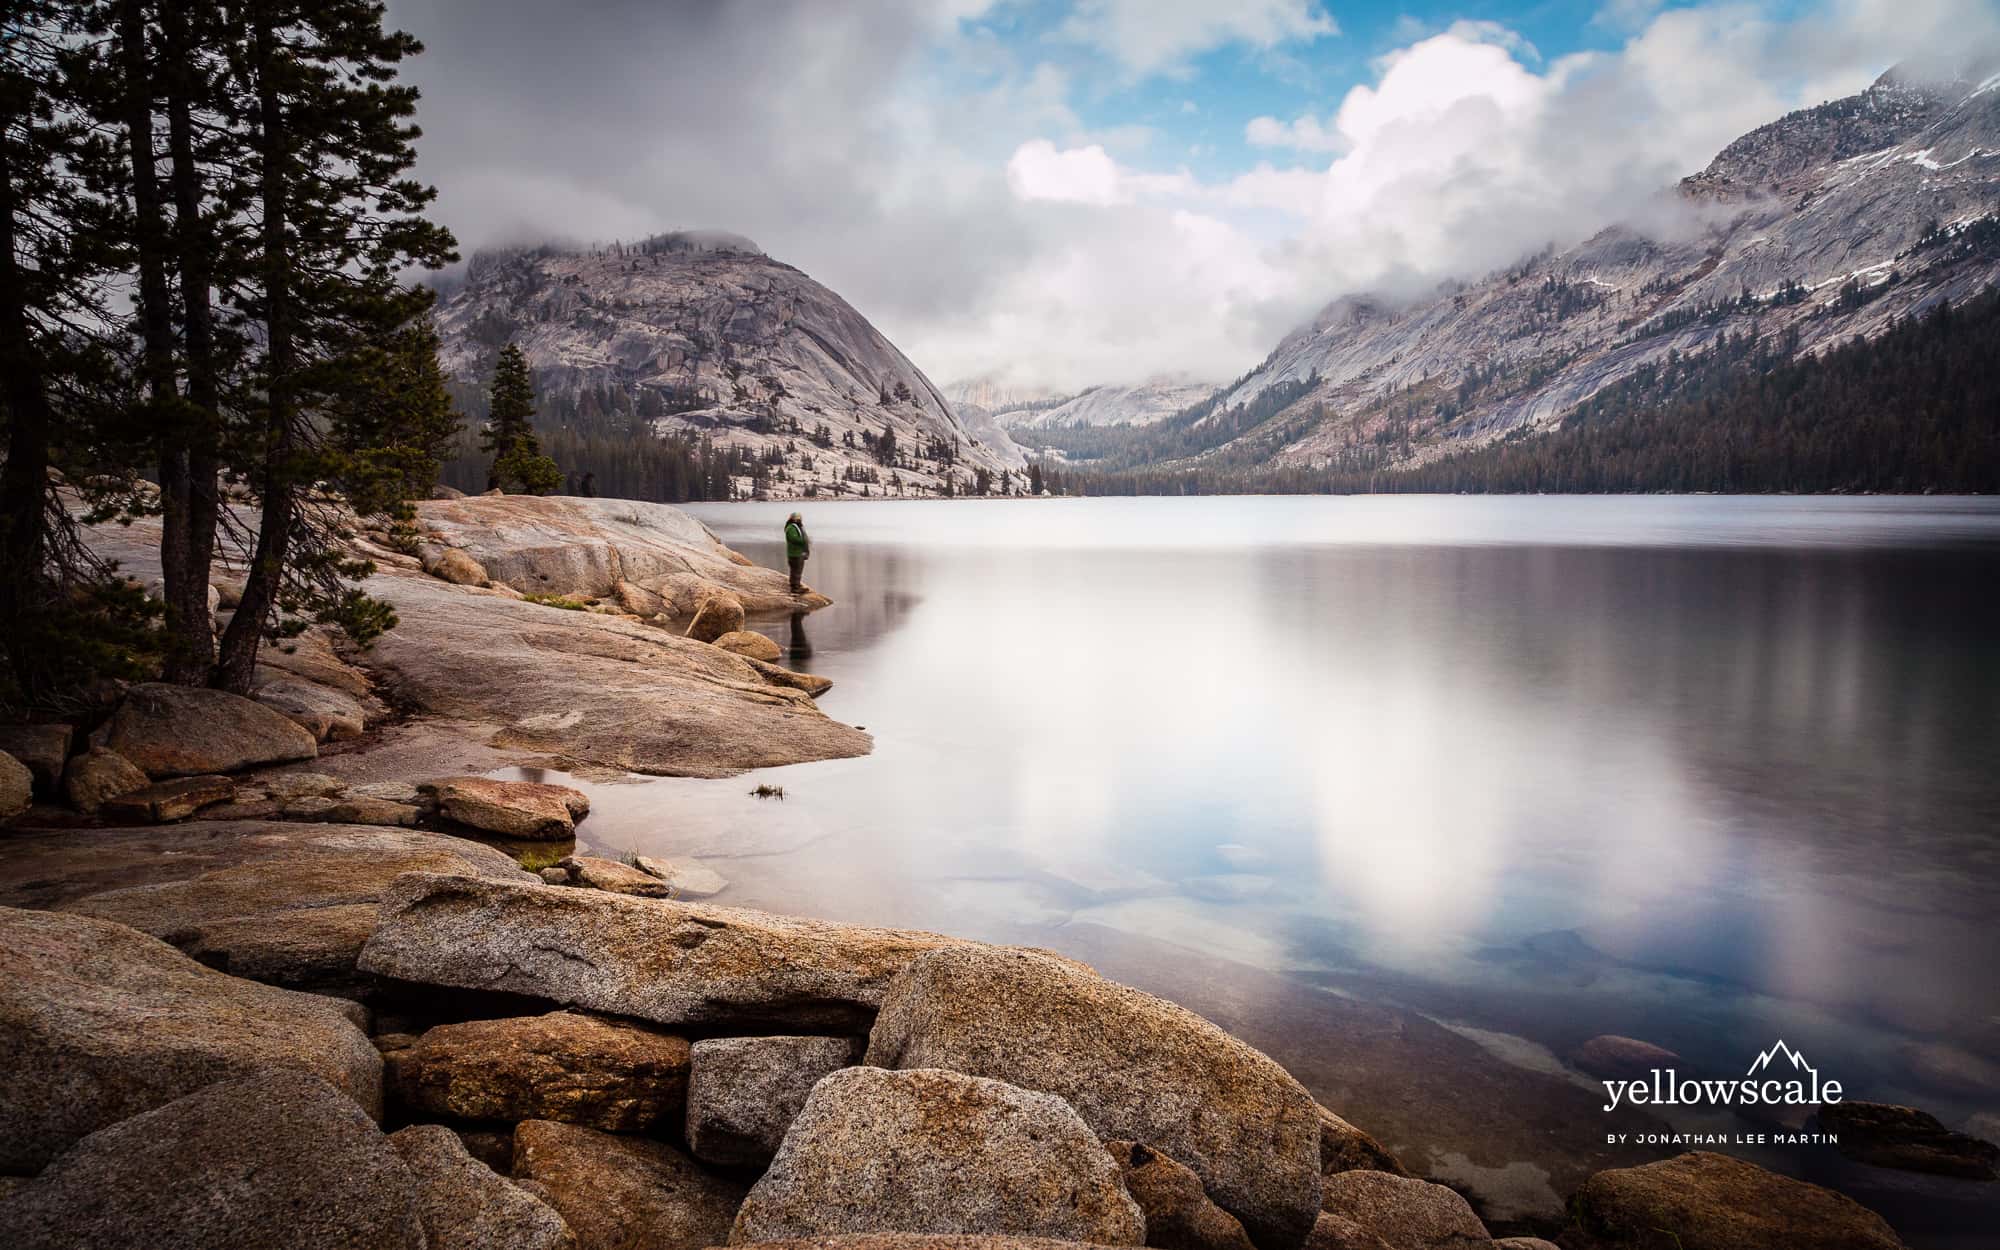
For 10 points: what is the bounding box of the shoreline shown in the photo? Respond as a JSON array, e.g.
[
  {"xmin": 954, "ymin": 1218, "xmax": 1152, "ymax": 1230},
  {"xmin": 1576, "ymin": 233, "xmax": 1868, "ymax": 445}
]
[{"xmin": 2, "ymin": 491, "xmax": 1987, "ymax": 1249}]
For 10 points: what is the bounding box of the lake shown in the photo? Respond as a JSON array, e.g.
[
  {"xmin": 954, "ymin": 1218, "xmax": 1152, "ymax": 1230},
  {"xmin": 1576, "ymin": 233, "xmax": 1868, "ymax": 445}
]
[{"xmin": 540, "ymin": 495, "xmax": 2000, "ymax": 1242}]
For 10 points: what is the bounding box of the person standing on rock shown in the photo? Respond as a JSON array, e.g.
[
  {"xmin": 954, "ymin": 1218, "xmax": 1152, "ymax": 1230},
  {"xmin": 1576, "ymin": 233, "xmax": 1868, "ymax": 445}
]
[{"xmin": 784, "ymin": 512, "xmax": 811, "ymax": 593}]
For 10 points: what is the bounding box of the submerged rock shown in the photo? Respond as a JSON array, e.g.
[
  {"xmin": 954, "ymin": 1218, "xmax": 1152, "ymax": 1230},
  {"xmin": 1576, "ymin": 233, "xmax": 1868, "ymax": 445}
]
[
  {"xmin": 686, "ymin": 1034, "xmax": 864, "ymax": 1167},
  {"xmin": 729, "ymin": 1066, "xmax": 1146, "ymax": 1246},
  {"xmin": 1818, "ymin": 1101, "xmax": 2000, "ymax": 1180},
  {"xmin": 389, "ymin": 1124, "xmax": 577, "ymax": 1250},
  {"xmin": 1571, "ymin": 1035, "xmax": 1681, "ymax": 1081},
  {"xmin": 427, "ymin": 776, "xmax": 589, "ymax": 840},
  {"xmin": 635, "ymin": 855, "xmax": 730, "ymax": 898},
  {"xmin": 0, "ymin": 1070, "xmax": 424, "ymax": 1250},
  {"xmin": 0, "ymin": 906, "xmax": 381, "ymax": 1171},
  {"xmin": 513, "ymin": 1119, "xmax": 747, "ymax": 1250},
  {"xmin": 1570, "ymin": 1151, "xmax": 1905, "ymax": 1250},
  {"xmin": 866, "ymin": 945, "xmax": 1323, "ymax": 1250},
  {"xmin": 388, "ymin": 1010, "xmax": 691, "ymax": 1132},
  {"xmin": 359, "ymin": 872, "xmax": 985, "ymax": 1031},
  {"xmin": 96, "ymin": 682, "xmax": 318, "ymax": 776},
  {"xmin": 1106, "ymin": 1139, "xmax": 1256, "ymax": 1250},
  {"xmin": 1316, "ymin": 1171, "xmax": 1487, "ymax": 1249}
]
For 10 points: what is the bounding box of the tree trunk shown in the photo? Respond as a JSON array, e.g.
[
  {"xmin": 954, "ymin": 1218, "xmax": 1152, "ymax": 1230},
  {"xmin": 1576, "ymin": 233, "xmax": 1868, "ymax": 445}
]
[
  {"xmin": 213, "ymin": 13, "xmax": 292, "ymax": 694},
  {"xmin": 160, "ymin": 0, "xmax": 221, "ymax": 684},
  {"xmin": 118, "ymin": 0, "xmax": 209, "ymax": 683},
  {"xmin": 0, "ymin": 113, "xmax": 55, "ymax": 686}
]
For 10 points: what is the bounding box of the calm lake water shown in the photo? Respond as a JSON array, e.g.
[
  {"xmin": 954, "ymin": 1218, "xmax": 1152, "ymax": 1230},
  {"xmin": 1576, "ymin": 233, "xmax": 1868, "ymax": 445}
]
[{"xmin": 544, "ymin": 495, "xmax": 2000, "ymax": 1241}]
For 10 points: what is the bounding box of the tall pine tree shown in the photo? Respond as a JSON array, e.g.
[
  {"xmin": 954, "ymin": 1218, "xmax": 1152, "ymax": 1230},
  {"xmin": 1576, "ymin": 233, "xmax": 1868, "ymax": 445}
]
[{"xmin": 210, "ymin": 0, "xmax": 457, "ymax": 692}]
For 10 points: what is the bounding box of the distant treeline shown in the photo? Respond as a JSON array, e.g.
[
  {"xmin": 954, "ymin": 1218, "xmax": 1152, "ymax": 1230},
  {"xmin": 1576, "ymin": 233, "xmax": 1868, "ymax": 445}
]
[
  {"xmin": 440, "ymin": 378, "xmax": 747, "ymax": 501},
  {"xmin": 1036, "ymin": 286, "xmax": 2000, "ymax": 496}
]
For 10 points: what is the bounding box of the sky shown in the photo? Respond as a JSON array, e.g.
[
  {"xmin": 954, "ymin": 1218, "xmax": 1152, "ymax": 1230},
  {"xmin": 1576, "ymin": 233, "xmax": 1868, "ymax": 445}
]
[{"xmin": 387, "ymin": 0, "xmax": 2000, "ymax": 393}]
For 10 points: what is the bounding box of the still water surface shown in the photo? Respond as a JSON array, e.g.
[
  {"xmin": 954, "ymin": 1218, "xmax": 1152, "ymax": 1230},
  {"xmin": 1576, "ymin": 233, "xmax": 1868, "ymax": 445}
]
[{"xmin": 552, "ymin": 496, "xmax": 2000, "ymax": 1237}]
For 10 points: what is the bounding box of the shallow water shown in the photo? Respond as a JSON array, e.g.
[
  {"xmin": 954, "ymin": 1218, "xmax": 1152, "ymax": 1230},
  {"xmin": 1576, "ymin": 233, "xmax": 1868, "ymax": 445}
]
[{"xmin": 540, "ymin": 495, "xmax": 2000, "ymax": 1240}]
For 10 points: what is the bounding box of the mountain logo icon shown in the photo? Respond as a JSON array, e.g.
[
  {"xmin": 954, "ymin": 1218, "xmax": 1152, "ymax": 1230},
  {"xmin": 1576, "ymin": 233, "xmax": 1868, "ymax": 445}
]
[{"xmin": 1745, "ymin": 1040, "xmax": 1816, "ymax": 1077}]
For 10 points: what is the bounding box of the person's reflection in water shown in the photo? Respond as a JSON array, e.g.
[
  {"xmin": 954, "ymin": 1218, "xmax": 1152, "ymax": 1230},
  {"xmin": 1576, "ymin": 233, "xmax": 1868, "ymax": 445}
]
[{"xmin": 788, "ymin": 609, "xmax": 812, "ymax": 660}]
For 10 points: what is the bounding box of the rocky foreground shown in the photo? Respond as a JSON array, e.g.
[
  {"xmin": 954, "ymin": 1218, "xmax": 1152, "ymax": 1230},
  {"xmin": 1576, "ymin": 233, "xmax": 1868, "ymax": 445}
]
[{"xmin": 0, "ymin": 800, "xmax": 1922, "ymax": 1250}]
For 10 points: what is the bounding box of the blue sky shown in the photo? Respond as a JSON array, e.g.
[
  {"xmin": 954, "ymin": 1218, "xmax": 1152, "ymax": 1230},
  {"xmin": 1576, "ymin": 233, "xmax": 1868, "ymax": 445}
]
[
  {"xmin": 396, "ymin": 0, "xmax": 1996, "ymax": 390},
  {"xmin": 950, "ymin": 0, "xmax": 1694, "ymax": 181}
]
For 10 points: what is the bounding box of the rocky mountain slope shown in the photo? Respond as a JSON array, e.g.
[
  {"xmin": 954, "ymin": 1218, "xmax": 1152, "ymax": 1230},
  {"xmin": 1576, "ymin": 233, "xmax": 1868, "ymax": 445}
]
[
  {"xmin": 1007, "ymin": 376, "xmax": 1222, "ymax": 430},
  {"xmin": 1121, "ymin": 60, "xmax": 2000, "ymax": 477},
  {"xmin": 433, "ymin": 233, "xmax": 1022, "ymax": 498}
]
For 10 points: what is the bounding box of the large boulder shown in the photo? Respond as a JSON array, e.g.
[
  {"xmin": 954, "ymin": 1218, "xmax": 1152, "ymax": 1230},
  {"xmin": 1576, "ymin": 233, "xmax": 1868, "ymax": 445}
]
[
  {"xmin": 0, "ymin": 722, "xmax": 71, "ymax": 792},
  {"xmin": 359, "ymin": 872, "xmax": 987, "ymax": 1031},
  {"xmin": 1818, "ymin": 1101, "xmax": 1999, "ymax": 1179},
  {"xmin": 686, "ymin": 1034, "xmax": 863, "ymax": 1166},
  {"xmin": 96, "ymin": 682, "xmax": 317, "ymax": 776},
  {"xmin": 62, "ymin": 746, "xmax": 149, "ymax": 814},
  {"xmin": 686, "ymin": 591, "xmax": 747, "ymax": 642},
  {"xmin": 1316, "ymin": 1171, "xmax": 1487, "ymax": 1249},
  {"xmin": 361, "ymin": 569, "xmax": 869, "ymax": 778},
  {"xmin": 413, "ymin": 494, "xmax": 805, "ymax": 610},
  {"xmin": 388, "ymin": 1010, "xmax": 691, "ymax": 1132},
  {"xmin": 389, "ymin": 1124, "xmax": 577, "ymax": 1250},
  {"xmin": 1106, "ymin": 1140, "xmax": 1257, "ymax": 1250},
  {"xmin": 1570, "ymin": 1152, "xmax": 1905, "ymax": 1250},
  {"xmin": 1317, "ymin": 1105, "xmax": 1408, "ymax": 1177},
  {"xmin": 0, "ymin": 822, "xmax": 533, "ymax": 994},
  {"xmin": 427, "ymin": 776, "xmax": 590, "ymax": 840},
  {"xmin": 513, "ymin": 1119, "xmax": 747, "ymax": 1250},
  {"xmin": 728, "ymin": 1066, "xmax": 1146, "ymax": 1246},
  {"xmin": 866, "ymin": 946, "xmax": 1323, "ymax": 1250},
  {"xmin": 0, "ymin": 906, "xmax": 381, "ymax": 1171},
  {"xmin": 0, "ymin": 1069, "xmax": 422, "ymax": 1250},
  {"xmin": 0, "ymin": 749, "xmax": 30, "ymax": 820}
]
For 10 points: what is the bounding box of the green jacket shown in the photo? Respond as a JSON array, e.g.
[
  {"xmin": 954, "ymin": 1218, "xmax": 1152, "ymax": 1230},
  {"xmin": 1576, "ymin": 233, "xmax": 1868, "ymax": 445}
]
[{"xmin": 784, "ymin": 519, "xmax": 810, "ymax": 560}]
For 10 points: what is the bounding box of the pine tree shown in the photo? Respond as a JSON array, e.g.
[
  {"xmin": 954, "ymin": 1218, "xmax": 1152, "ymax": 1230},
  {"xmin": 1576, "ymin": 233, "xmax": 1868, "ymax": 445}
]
[
  {"xmin": 0, "ymin": 0, "xmax": 158, "ymax": 706},
  {"xmin": 211, "ymin": 0, "xmax": 458, "ymax": 693},
  {"xmin": 482, "ymin": 343, "xmax": 560, "ymax": 493},
  {"xmin": 334, "ymin": 314, "xmax": 462, "ymax": 520}
]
